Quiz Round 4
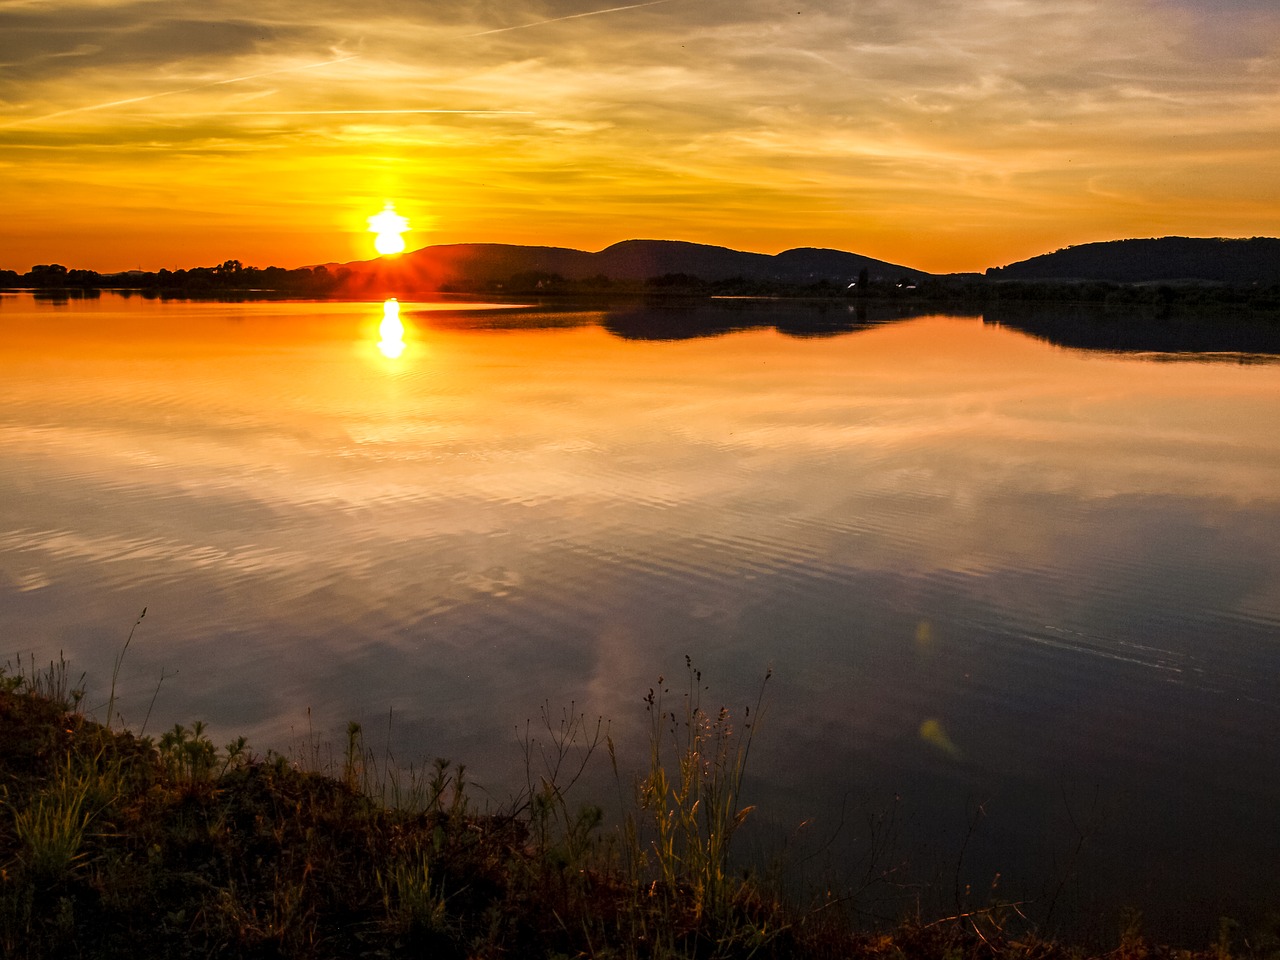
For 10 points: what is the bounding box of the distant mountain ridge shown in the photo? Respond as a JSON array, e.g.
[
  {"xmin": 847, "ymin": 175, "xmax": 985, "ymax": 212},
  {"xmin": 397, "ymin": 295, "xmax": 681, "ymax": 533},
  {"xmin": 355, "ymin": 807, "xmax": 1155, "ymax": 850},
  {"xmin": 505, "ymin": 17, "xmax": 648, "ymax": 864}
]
[
  {"xmin": 987, "ymin": 237, "xmax": 1280, "ymax": 284},
  {"xmin": 329, "ymin": 239, "xmax": 928, "ymax": 291}
]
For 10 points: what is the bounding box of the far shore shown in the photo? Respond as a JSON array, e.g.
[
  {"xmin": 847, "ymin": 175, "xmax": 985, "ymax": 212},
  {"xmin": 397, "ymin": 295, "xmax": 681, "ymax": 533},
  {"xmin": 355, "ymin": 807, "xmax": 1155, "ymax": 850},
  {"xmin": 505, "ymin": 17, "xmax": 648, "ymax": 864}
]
[{"xmin": 3, "ymin": 258, "xmax": 1280, "ymax": 316}]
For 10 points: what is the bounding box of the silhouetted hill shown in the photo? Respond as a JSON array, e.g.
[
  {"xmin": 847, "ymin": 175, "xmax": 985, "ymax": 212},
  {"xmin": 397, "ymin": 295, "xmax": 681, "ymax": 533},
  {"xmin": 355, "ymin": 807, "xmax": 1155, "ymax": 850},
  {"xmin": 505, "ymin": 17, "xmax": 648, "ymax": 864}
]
[
  {"xmin": 987, "ymin": 237, "xmax": 1280, "ymax": 284},
  {"xmin": 327, "ymin": 239, "xmax": 928, "ymax": 293}
]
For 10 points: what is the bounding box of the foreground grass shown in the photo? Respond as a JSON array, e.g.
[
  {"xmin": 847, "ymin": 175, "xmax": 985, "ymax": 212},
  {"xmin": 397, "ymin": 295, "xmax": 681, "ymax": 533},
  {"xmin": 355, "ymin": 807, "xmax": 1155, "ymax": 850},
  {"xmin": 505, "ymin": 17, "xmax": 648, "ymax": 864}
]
[{"xmin": 0, "ymin": 660, "xmax": 1267, "ymax": 960}]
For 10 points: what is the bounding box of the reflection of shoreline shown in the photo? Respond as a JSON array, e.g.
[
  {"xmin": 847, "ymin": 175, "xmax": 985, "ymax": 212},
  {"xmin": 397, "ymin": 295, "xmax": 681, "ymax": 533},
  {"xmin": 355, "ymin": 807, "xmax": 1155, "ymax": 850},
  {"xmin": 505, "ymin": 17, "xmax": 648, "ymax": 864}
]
[
  {"xmin": 984, "ymin": 303, "xmax": 1280, "ymax": 361},
  {"xmin": 408, "ymin": 296, "xmax": 1280, "ymax": 357},
  {"xmin": 601, "ymin": 299, "xmax": 971, "ymax": 341}
]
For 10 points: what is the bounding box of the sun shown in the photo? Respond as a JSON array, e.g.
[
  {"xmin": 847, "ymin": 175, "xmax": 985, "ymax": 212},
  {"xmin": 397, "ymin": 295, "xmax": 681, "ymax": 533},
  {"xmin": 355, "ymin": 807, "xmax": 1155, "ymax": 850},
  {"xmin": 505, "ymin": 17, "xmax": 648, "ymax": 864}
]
[{"xmin": 368, "ymin": 203, "xmax": 409, "ymax": 257}]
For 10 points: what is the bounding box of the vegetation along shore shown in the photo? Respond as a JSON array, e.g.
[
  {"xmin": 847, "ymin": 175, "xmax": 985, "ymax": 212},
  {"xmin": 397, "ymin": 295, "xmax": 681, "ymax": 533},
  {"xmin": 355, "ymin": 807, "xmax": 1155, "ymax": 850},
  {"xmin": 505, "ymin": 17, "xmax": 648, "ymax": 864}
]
[{"xmin": 2, "ymin": 652, "xmax": 1277, "ymax": 959}]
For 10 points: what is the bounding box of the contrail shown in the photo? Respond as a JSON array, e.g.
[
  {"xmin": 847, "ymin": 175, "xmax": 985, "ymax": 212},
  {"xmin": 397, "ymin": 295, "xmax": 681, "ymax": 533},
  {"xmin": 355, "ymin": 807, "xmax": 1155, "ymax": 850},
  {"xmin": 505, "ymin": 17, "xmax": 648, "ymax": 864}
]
[
  {"xmin": 2, "ymin": 55, "xmax": 359, "ymax": 128},
  {"xmin": 466, "ymin": 0, "xmax": 676, "ymax": 37},
  {"xmin": 195, "ymin": 109, "xmax": 533, "ymax": 116}
]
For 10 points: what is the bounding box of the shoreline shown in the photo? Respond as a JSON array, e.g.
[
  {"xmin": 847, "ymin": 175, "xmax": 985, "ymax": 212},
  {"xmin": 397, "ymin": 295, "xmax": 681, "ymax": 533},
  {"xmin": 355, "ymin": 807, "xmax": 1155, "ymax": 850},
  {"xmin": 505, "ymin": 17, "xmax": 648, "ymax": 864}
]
[{"xmin": 0, "ymin": 659, "xmax": 1269, "ymax": 959}]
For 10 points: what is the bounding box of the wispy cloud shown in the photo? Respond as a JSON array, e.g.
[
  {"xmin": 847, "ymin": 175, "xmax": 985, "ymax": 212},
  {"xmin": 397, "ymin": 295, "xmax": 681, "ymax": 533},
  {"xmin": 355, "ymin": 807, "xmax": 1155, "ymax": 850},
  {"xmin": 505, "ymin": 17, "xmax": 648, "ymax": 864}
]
[
  {"xmin": 1, "ymin": 54, "xmax": 359, "ymax": 128},
  {"xmin": 1, "ymin": 0, "xmax": 1278, "ymax": 272}
]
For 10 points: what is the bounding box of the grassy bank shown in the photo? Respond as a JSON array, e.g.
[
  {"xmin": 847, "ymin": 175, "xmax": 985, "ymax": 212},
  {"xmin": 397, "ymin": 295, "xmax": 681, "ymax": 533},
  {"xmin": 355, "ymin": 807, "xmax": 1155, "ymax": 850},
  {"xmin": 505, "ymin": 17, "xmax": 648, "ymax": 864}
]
[{"xmin": 0, "ymin": 657, "xmax": 1264, "ymax": 959}]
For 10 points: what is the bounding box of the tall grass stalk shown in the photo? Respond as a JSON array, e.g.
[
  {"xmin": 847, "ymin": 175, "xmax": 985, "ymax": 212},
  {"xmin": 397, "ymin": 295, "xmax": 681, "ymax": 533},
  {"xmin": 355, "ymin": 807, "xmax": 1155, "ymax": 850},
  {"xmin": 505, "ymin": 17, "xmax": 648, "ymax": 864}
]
[
  {"xmin": 106, "ymin": 606, "xmax": 146, "ymax": 730},
  {"xmin": 633, "ymin": 658, "xmax": 772, "ymax": 928},
  {"xmin": 3, "ymin": 652, "xmax": 85, "ymax": 711}
]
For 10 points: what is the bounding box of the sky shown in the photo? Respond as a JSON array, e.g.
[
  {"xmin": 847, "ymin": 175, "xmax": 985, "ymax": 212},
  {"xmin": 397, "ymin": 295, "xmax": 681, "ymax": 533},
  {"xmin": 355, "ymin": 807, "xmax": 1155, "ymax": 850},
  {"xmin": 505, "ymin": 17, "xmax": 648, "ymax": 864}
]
[{"xmin": 2, "ymin": 0, "xmax": 1279, "ymax": 274}]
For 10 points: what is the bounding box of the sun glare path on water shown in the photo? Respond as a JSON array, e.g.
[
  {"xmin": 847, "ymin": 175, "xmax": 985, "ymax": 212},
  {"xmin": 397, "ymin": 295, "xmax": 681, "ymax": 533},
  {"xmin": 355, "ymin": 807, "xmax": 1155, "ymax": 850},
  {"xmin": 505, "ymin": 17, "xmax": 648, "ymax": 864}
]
[
  {"xmin": 377, "ymin": 299, "xmax": 406, "ymax": 358},
  {"xmin": 368, "ymin": 203, "xmax": 409, "ymax": 256}
]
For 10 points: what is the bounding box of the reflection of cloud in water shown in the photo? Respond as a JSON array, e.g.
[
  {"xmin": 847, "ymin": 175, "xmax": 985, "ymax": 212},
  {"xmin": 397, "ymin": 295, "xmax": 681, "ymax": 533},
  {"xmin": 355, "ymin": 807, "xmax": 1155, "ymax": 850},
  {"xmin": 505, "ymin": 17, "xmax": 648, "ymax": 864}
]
[{"xmin": 451, "ymin": 566, "xmax": 522, "ymax": 598}]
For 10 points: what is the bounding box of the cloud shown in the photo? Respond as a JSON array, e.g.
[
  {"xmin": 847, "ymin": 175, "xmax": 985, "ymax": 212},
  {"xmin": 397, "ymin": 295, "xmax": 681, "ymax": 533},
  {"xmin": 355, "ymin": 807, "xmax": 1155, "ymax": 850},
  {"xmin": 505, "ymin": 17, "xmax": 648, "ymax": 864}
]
[{"xmin": 1, "ymin": 0, "xmax": 1278, "ymax": 271}]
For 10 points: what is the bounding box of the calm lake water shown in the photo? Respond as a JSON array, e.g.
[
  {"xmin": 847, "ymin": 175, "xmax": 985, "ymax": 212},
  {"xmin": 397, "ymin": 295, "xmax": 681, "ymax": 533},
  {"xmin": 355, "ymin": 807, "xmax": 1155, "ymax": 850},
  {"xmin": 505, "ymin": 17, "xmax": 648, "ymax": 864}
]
[{"xmin": 3, "ymin": 291, "xmax": 1280, "ymax": 940}]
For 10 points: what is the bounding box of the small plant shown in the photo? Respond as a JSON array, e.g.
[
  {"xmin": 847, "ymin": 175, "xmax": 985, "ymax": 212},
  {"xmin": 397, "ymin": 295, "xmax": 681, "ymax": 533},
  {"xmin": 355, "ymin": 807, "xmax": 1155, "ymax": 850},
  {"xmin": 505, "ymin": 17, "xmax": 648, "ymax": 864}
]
[
  {"xmin": 223, "ymin": 735, "xmax": 250, "ymax": 773},
  {"xmin": 343, "ymin": 720, "xmax": 365, "ymax": 793},
  {"xmin": 10, "ymin": 754, "xmax": 106, "ymax": 884},
  {"xmin": 430, "ymin": 755, "xmax": 469, "ymax": 820},
  {"xmin": 158, "ymin": 720, "xmax": 218, "ymax": 783},
  {"xmin": 0, "ymin": 667, "xmax": 23, "ymax": 694},
  {"xmin": 376, "ymin": 846, "xmax": 448, "ymax": 937},
  {"xmin": 519, "ymin": 701, "xmax": 608, "ymax": 870}
]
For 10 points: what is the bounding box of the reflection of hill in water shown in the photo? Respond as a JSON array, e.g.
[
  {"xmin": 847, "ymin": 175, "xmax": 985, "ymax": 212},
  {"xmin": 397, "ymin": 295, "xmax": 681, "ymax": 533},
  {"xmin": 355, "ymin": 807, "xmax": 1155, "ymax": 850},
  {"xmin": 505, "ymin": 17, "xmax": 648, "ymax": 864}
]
[
  {"xmin": 415, "ymin": 299, "xmax": 1280, "ymax": 358},
  {"xmin": 414, "ymin": 305, "xmax": 597, "ymax": 331},
  {"xmin": 985, "ymin": 304, "xmax": 1280, "ymax": 361},
  {"xmin": 602, "ymin": 300, "xmax": 958, "ymax": 341}
]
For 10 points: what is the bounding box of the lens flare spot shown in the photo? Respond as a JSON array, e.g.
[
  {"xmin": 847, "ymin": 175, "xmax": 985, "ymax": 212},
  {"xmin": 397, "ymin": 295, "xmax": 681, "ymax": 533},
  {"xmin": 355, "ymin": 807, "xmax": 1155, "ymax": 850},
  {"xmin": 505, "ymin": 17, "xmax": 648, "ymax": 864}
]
[
  {"xmin": 377, "ymin": 298, "xmax": 405, "ymax": 359},
  {"xmin": 919, "ymin": 718, "xmax": 961, "ymax": 759},
  {"xmin": 368, "ymin": 203, "xmax": 409, "ymax": 257},
  {"xmin": 914, "ymin": 620, "xmax": 934, "ymax": 651}
]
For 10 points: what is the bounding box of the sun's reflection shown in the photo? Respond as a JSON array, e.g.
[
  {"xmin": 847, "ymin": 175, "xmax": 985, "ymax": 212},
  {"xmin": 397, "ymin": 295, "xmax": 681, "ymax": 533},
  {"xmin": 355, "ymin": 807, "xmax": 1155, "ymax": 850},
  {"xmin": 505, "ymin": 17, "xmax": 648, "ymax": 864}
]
[{"xmin": 377, "ymin": 298, "xmax": 406, "ymax": 359}]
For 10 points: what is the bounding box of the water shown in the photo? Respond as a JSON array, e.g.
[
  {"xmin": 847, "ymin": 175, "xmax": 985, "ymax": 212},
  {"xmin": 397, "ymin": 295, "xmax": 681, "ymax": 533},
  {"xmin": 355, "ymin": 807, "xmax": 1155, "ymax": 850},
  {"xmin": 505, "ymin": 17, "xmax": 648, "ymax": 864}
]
[{"xmin": 3, "ymin": 291, "xmax": 1280, "ymax": 941}]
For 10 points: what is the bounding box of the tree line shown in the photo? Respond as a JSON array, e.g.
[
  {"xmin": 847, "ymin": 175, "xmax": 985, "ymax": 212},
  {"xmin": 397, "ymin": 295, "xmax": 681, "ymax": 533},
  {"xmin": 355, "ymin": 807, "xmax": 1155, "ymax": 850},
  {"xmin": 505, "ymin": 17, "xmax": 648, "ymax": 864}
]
[
  {"xmin": 0, "ymin": 260, "xmax": 348, "ymax": 296},
  {"xmin": 3, "ymin": 260, "xmax": 1277, "ymax": 312}
]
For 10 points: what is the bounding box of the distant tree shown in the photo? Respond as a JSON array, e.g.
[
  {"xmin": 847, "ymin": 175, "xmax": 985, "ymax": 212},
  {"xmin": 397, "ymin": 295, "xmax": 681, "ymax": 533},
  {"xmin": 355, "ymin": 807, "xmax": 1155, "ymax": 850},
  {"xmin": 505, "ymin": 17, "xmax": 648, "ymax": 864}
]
[
  {"xmin": 27, "ymin": 264, "xmax": 69, "ymax": 287},
  {"xmin": 66, "ymin": 269, "xmax": 102, "ymax": 286}
]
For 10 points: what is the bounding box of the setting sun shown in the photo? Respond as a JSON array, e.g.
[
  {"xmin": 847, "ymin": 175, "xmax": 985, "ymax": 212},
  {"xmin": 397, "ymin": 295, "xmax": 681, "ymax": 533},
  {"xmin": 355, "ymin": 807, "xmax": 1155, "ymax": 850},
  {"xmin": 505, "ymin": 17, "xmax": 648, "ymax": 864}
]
[{"xmin": 368, "ymin": 204, "xmax": 409, "ymax": 257}]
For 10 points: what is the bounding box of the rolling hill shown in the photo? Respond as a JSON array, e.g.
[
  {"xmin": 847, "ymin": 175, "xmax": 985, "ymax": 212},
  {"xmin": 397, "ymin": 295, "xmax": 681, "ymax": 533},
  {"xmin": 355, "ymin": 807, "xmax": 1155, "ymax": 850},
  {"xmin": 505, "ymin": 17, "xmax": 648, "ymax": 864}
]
[
  {"xmin": 327, "ymin": 239, "xmax": 929, "ymax": 293},
  {"xmin": 986, "ymin": 237, "xmax": 1280, "ymax": 284}
]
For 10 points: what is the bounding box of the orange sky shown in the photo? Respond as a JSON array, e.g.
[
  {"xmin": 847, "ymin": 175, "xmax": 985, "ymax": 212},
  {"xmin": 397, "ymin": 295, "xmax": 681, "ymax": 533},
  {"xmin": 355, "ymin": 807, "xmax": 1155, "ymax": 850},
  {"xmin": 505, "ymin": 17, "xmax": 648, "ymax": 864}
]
[{"xmin": 3, "ymin": 0, "xmax": 1279, "ymax": 275}]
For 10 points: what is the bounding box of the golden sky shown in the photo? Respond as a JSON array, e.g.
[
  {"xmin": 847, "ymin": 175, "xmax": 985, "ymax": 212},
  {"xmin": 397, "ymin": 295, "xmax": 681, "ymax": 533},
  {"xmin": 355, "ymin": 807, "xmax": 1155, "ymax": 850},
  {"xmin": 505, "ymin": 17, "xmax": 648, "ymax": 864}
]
[{"xmin": 3, "ymin": 0, "xmax": 1279, "ymax": 274}]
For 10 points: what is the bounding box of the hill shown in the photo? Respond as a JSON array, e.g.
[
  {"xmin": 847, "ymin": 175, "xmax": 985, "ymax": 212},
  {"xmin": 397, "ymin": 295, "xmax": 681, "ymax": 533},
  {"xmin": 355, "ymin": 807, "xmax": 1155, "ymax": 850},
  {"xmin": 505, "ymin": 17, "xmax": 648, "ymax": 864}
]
[
  {"xmin": 326, "ymin": 239, "xmax": 928, "ymax": 293},
  {"xmin": 986, "ymin": 237, "xmax": 1280, "ymax": 284}
]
